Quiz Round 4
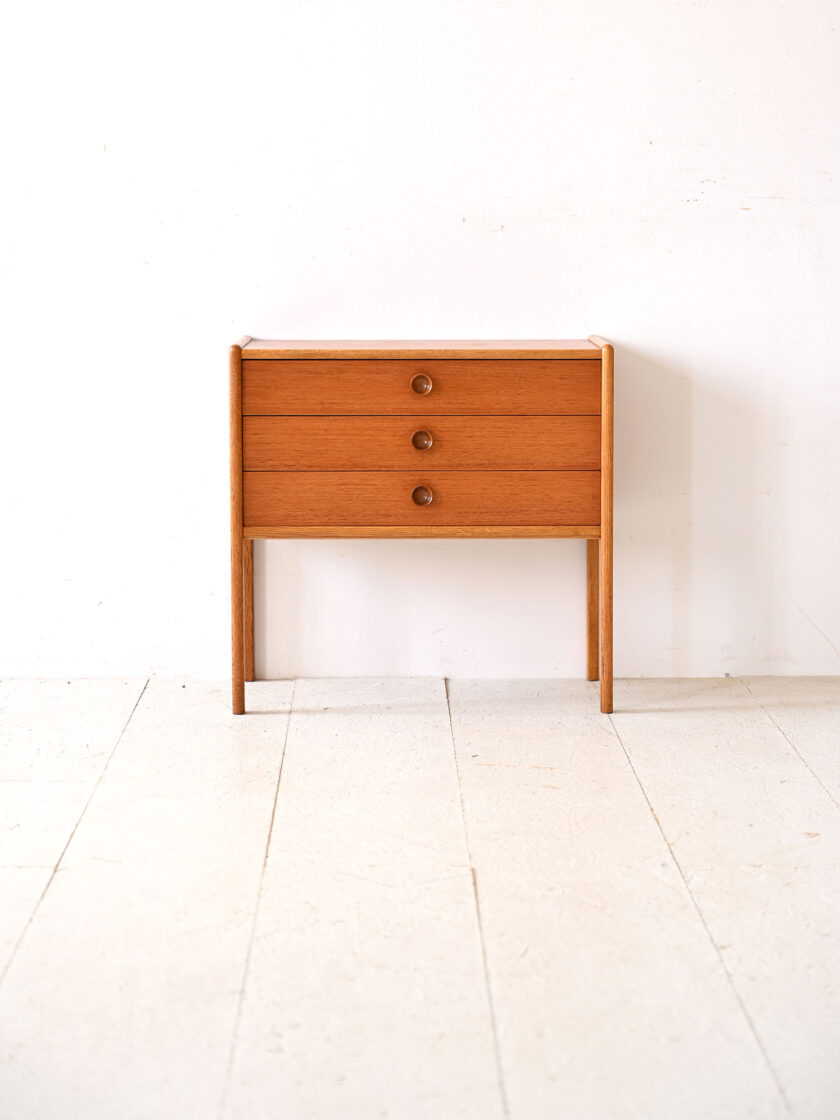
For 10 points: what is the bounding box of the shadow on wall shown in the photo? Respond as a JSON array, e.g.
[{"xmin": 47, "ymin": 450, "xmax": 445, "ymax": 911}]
[{"xmin": 615, "ymin": 344, "xmax": 768, "ymax": 676}]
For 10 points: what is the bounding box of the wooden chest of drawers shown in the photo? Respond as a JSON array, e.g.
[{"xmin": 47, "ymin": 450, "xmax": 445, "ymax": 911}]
[{"xmin": 230, "ymin": 338, "xmax": 614, "ymax": 713}]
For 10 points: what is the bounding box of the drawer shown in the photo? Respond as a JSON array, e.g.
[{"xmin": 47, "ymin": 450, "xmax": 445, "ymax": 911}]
[
  {"xmin": 242, "ymin": 359, "xmax": 601, "ymax": 415},
  {"xmin": 243, "ymin": 470, "xmax": 600, "ymax": 527},
  {"xmin": 243, "ymin": 416, "xmax": 601, "ymax": 471}
]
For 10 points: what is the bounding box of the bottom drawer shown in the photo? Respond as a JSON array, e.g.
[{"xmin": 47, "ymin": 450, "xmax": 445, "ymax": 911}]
[{"xmin": 243, "ymin": 471, "xmax": 600, "ymax": 527}]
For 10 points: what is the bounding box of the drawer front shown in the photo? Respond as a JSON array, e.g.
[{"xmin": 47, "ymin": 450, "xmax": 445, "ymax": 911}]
[
  {"xmin": 242, "ymin": 359, "xmax": 601, "ymax": 415},
  {"xmin": 244, "ymin": 471, "xmax": 600, "ymax": 527},
  {"xmin": 243, "ymin": 416, "xmax": 600, "ymax": 471}
]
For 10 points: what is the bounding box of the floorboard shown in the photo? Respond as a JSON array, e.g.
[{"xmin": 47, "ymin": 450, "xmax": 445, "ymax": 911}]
[
  {"xmin": 223, "ymin": 678, "xmax": 502, "ymax": 1120},
  {"xmin": 0, "ymin": 679, "xmax": 292, "ymax": 1120},
  {"xmin": 744, "ymin": 676, "xmax": 840, "ymax": 808},
  {"xmin": 1, "ymin": 676, "xmax": 838, "ymax": 1119},
  {"xmin": 448, "ymin": 679, "xmax": 789, "ymax": 1120},
  {"xmin": 0, "ymin": 678, "xmax": 146, "ymax": 978},
  {"xmin": 613, "ymin": 677, "xmax": 840, "ymax": 1120}
]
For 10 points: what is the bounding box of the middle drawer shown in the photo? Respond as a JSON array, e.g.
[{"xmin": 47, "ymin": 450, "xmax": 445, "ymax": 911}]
[{"xmin": 243, "ymin": 416, "xmax": 600, "ymax": 471}]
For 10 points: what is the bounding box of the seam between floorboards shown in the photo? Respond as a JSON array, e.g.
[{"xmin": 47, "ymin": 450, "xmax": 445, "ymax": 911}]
[
  {"xmin": 607, "ymin": 711, "xmax": 796, "ymax": 1119},
  {"xmin": 741, "ymin": 678, "xmax": 840, "ymax": 812},
  {"xmin": 218, "ymin": 678, "xmax": 297, "ymax": 1120},
  {"xmin": 0, "ymin": 677, "xmax": 150, "ymax": 991},
  {"xmin": 445, "ymin": 678, "xmax": 510, "ymax": 1120}
]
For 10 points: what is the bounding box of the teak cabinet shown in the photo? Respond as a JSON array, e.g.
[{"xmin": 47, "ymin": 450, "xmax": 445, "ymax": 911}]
[{"xmin": 230, "ymin": 338, "xmax": 614, "ymax": 714}]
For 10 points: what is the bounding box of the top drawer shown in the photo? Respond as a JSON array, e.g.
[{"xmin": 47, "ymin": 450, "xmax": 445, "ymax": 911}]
[{"xmin": 242, "ymin": 359, "xmax": 601, "ymax": 415}]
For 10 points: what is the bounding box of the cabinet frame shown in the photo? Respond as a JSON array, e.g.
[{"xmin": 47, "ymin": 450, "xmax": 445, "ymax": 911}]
[{"xmin": 230, "ymin": 337, "xmax": 614, "ymax": 714}]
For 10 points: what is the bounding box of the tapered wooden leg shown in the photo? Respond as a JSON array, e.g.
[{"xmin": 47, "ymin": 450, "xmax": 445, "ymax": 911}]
[
  {"xmin": 231, "ymin": 533, "xmax": 245, "ymax": 714},
  {"xmin": 599, "ymin": 525, "xmax": 613, "ymax": 713},
  {"xmin": 586, "ymin": 539, "xmax": 599, "ymax": 681},
  {"xmin": 243, "ymin": 539, "xmax": 255, "ymax": 682}
]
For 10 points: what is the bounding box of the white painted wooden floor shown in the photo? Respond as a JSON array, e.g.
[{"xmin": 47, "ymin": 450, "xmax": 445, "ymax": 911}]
[{"xmin": 0, "ymin": 677, "xmax": 838, "ymax": 1119}]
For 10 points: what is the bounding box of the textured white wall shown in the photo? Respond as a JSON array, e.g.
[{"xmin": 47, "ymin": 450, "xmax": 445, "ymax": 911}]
[{"xmin": 2, "ymin": 0, "xmax": 839, "ymax": 678}]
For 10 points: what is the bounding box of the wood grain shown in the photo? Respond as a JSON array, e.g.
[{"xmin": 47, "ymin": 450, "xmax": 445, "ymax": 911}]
[
  {"xmin": 243, "ymin": 416, "xmax": 601, "ymax": 471},
  {"xmin": 230, "ymin": 343, "xmax": 245, "ymax": 713},
  {"xmin": 242, "ymin": 360, "xmax": 601, "ymax": 416},
  {"xmin": 244, "ymin": 471, "xmax": 600, "ymax": 528},
  {"xmin": 242, "ymin": 339, "xmax": 601, "ymax": 360},
  {"xmin": 244, "ymin": 525, "xmax": 600, "ymax": 539},
  {"xmin": 589, "ymin": 336, "xmax": 614, "ymax": 713},
  {"xmin": 586, "ymin": 538, "xmax": 599, "ymax": 681},
  {"xmin": 243, "ymin": 539, "xmax": 254, "ymax": 683}
]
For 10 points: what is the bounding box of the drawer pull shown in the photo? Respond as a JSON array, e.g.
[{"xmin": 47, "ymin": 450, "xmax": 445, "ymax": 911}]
[
  {"xmin": 410, "ymin": 373, "xmax": 433, "ymax": 395},
  {"xmin": 411, "ymin": 484, "xmax": 434, "ymax": 507},
  {"xmin": 411, "ymin": 429, "xmax": 434, "ymax": 450}
]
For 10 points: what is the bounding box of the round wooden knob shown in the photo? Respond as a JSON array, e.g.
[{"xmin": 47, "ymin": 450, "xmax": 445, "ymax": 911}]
[
  {"xmin": 410, "ymin": 373, "xmax": 433, "ymax": 395},
  {"xmin": 411, "ymin": 429, "xmax": 433, "ymax": 450},
  {"xmin": 411, "ymin": 485, "xmax": 434, "ymax": 507}
]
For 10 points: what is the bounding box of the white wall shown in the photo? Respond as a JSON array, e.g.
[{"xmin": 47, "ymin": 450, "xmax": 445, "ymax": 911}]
[{"xmin": 2, "ymin": 0, "xmax": 839, "ymax": 679}]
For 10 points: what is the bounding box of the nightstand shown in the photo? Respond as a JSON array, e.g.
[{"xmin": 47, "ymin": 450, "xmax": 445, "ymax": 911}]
[{"xmin": 230, "ymin": 337, "xmax": 614, "ymax": 712}]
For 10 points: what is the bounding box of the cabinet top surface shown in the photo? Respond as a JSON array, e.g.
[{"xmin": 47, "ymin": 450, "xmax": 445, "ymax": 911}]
[{"xmin": 239, "ymin": 338, "xmax": 604, "ymax": 360}]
